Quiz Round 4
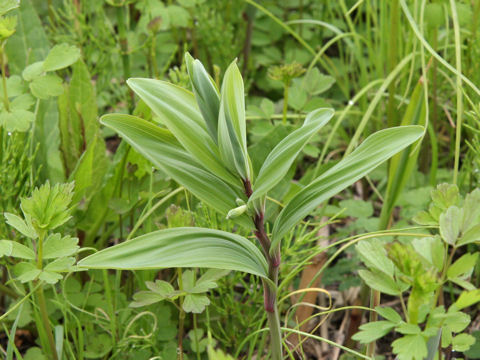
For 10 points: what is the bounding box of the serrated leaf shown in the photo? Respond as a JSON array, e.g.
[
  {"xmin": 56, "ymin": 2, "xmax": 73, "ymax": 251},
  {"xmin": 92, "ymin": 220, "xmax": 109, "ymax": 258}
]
[
  {"xmin": 452, "ymin": 333, "xmax": 475, "ymax": 352},
  {"xmin": 447, "ymin": 253, "xmax": 479, "ymax": 279},
  {"xmin": 4, "ymin": 212, "xmax": 37, "ymax": 238},
  {"xmin": 454, "ymin": 290, "xmax": 480, "ymax": 310},
  {"xmin": 15, "ymin": 262, "xmax": 41, "ymax": 283},
  {"xmin": 375, "ymin": 306, "xmax": 403, "ymax": 323},
  {"xmin": 183, "ymin": 294, "xmax": 210, "ymax": 313},
  {"xmin": 397, "ymin": 323, "xmax": 421, "ymax": 335},
  {"xmin": 22, "ymin": 61, "xmax": 44, "ymax": 81},
  {"xmin": 145, "ymin": 280, "xmax": 175, "ymax": 296},
  {"xmin": 39, "ymin": 271, "xmax": 62, "ymax": 284},
  {"xmin": 412, "ymin": 236, "xmax": 445, "ymax": 271},
  {"xmin": 0, "ymin": 240, "xmax": 35, "ymax": 259},
  {"xmin": 358, "ymin": 269, "xmax": 402, "ymax": 296},
  {"xmin": 100, "ymin": 114, "xmax": 253, "ymax": 229},
  {"xmin": 439, "ymin": 206, "xmax": 463, "ymax": 245},
  {"xmin": 249, "ymin": 108, "xmax": 334, "ymax": 202},
  {"xmin": 392, "ymin": 334, "xmax": 428, "ymax": 360},
  {"xmin": 130, "ymin": 291, "xmax": 167, "ymax": 308},
  {"xmin": 272, "ymin": 126, "xmax": 424, "ymax": 246},
  {"xmin": 0, "ymin": 109, "xmax": 35, "ymax": 132},
  {"xmin": 29, "ymin": 74, "xmax": 64, "ymax": 99},
  {"xmin": 77, "ymin": 227, "xmax": 269, "ymax": 280},
  {"xmin": 351, "ymin": 321, "xmax": 396, "ymax": 343},
  {"xmin": 458, "ymin": 223, "xmax": 480, "ymax": 246},
  {"xmin": 126, "ymin": 78, "xmax": 239, "ymax": 188},
  {"xmin": 43, "ymin": 233, "xmax": 79, "ymax": 259},
  {"xmin": 42, "ymin": 43, "xmax": 81, "ymax": 72},
  {"xmin": 356, "ymin": 239, "xmax": 395, "ymax": 277},
  {"xmin": 44, "ymin": 257, "xmax": 75, "ymax": 272},
  {"xmin": 431, "ymin": 184, "xmax": 459, "ymax": 210}
]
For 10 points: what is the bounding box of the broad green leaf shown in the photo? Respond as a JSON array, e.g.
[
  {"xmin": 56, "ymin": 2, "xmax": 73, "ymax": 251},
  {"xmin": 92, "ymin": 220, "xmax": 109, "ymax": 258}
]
[
  {"xmin": 126, "ymin": 78, "xmax": 239, "ymax": 188},
  {"xmin": 15, "ymin": 262, "xmax": 41, "ymax": 283},
  {"xmin": 100, "ymin": 114, "xmax": 253, "ymax": 229},
  {"xmin": 462, "ymin": 189, "xmax": 480, "ymax": 232},
  {"xmin": 217, "ymin": 61, "xmax": 250, "ymax": 180},
  {"xmin": 29, "ymin": 74, "xmax": 64, "ymax": 99},
  {"xmin": 379, "ymin": 80, "xmax": 426, "ymax": 229},
  {"xmin": 183, "ymin": 294, "xmax": 210, "ymax": 313},
  {"xmin": 412, "ymin": 236, "xmax": 445, "ymax": 271},
  {"xmin": 375, "ymin": 306, "xmax": 403, "ymax": 323},
  {"xmin": 42, "ymin": 234, "xmax": 79, "ymax": 259},
  {"xmin": 392, "ymin": 334, "xmax": 428, "ymax": 360},
  {"xmin": 356, "ymin": 239, "xmax": 395, "ymax": 277},
  {"xmin": 4, "ymin": 212, "xmax": 37, "ymax": 238},
  {"xmin": 146, "ymin": 280, "xmax": 176, "ymax": 296},
  {"xmin": 358, "ymin": 269, "xmax": 403, "ymax": 296},
  {"xmin": 351, "ymin": 321, "xmax": 396, "ymax": 343},
  {"xmin": 431, "ymin": 184, "xmax": 459, "ymax": 211},
  {"xmin": 397, "ymin": 323, "xmax": 422, "ymax": 335},
  {"xmin": 447, "ymin": 253, "xmax": 478, "ymax": 279},
  {"xmin": 42, "ymin": 43, "xmax": 81, "ymax": 72},
  {"xmin": 272, "ymin": 126, "xmax": 424, "ymax": 245},
  {"xmin": 208, "ymin": 347, "xmax": 235, "ymax": 360},
  {"xmin": 78, "ymin": 227, "xmax": 269, "ymax": 280},
  {"xmin": 10, "ymin": 94, "xmax": 35, "ymax": 111},
  {"xmin": 249, "ymin": 108, "xmax": 334, "ymax": 202},
  {"xmin": 0, "ymin": 240, "xmax": 35, "ymax": 259},
  {"xmin": 439, "ymin": 206, "xmax": 462, "ymax": 245},
  {"xmin": 185, "ymin": 52, "xmax": 220, "ymax": 142}
]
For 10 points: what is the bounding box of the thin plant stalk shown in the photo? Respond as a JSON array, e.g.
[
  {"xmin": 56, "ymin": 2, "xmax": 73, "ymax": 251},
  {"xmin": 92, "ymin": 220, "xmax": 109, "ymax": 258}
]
[{"xmin": 35, "ymin": 231, "xmax": 58, "ymax": 360}]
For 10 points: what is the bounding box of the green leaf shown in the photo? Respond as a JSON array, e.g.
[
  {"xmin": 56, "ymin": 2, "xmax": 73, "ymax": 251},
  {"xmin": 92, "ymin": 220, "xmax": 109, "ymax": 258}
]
[
  {"xmin": 249, "ymin": 108, "xmax": 334, "ymax": 202},
  {"xmin": 126, "ymin": 78, "xmax": 239, "ymax": 188},
  {"xmin": 458, "ymin": 223, "xmax": 480, "ymax": 246},
  {"xmin": 42, "ymin": 43, "xmax": 81, "ymax": 72},
  {"xmin": 39, "ymin": 271, "xmax": 62, "ymax": 284},
  {"xmin": 11, "ymin": 94, "xmax": 35, "ymax": 111},
  {"xmin": 272, "ymin": 126, "xmax": 424, "ymax": 245},
  {"xmin": 412, "ymin": 236, "xmax": 445, "ymax": 271},
  {"xmin": 217, "ymin": 60, "xmax": 250, "ymax": 180},
  {"xmin": 146, "ymin": 280, "xmax": 176, "ymax": 296},
  {"xmin": 0, "ymin": 0, "xmax": 19, "ymax": 15},
  {"xmin": 447, "ymin": 253, "xmax": 479, "ymax": 279},
  {"xmin": 0, "ymin": 109, "xmax": 35, "ymax": 132},
  {"xmin": 392, "ymin": 334, "xmax": 428, "ymax": 360},
  {"xmin": 351, "ymin": 321, "xmax": 396, "ymax": 343},
  {"xmin": 183, "ymin": 294, "xmax": 210, "ymax": 313},
  {"xmin": 453, "ymin": 289, "xmax": 480, "ymax": 310},
  {"xmin": 439, "ymin": 206, "xmax": 463, "ymax": 245},
  {"xmin": 130, "ymin": 291, "xmax": 167, "ymax": 308},
  {"xmin": 452, "ymin": 333, "xmax": 475, "ymax": 352},
  {"xmin": 462, "ymin": 189, "xmax": 480, "ymax": 232},
  {"xmin": 77, "ymin": 227, "xmax": 269, "ymax": 280},
  {"xmin": 20, "ymin": 181, "xmax": 74, "ymax": 231},
  {"xmin": 396, "ymin": 323, "xmax": 422, "ymax": 335},
  {"xmin": 100, "ymin": 114, "xmax": 253, "ymax": 229},
  {"xmin": 355, "ymin": 239, "xmax": 395, "ymax": 277},
  {"xmin": 5, "ymin": 0, "xmax": 49, "ymax": 74},
  {"xmin": 0, "ymin": 240, "xmax": 35, "ymax": 259},
  {"xmin": 15, "ymin": 262, "xmax": 41, "ymax": 283},
  {"xmin": 378, "ymin": 79, "xmax": 426, "ymax": 229},
  {"xmin": 4, "ymin": 212, "xmax": 37, "ymax": 238},
  {"xmin": 22, "ymin": 61, "xmax": 44, "ymax": 81},
  {"xmin": 208, "ymin": 347, "xmax": 235, "ymax": 360},
  {"xmin": 42, "ymin": 233, "xmax": 79, "ymax": 259},
  {"xmin": 185, "ymin": 52, "xmax": 220, "ymax": 142},
  {"xmin": 358, "ymin": 269, "xmax": 403, "ymax": 296},
  {"xmin": 375, "ymin": 306, "xmax": 403, "ymax": 323},
  {"xmin": 44, "ymin": 257, "xmax": 75, "ymax": 272},
  {"xmin": 29, "ymin": 74, "xmax": 64, "ymax": 99}
]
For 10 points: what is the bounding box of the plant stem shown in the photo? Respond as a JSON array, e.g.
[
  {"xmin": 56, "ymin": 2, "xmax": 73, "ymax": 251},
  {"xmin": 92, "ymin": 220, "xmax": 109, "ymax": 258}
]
[
  {"xmin": 115, "ymin": 4, "xmax": 132, "ymax": 111},
  {"xmin": 244, "ymin": 179, "xmax": 283, "ymax": 359},
  {"xmin": 0, "ymin": 43, "xmax": 10, "ymax": 112},
  {"xmin": 35, "ymin": 231, "xmax": 58, "ymax": 360},
  {"xmin": 177, "ymin": 268, "xmax": 185, "ymax": 360},
  {"xmin": 282, "ymin": 81, "xmax": 290, "ymax": 125}
]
